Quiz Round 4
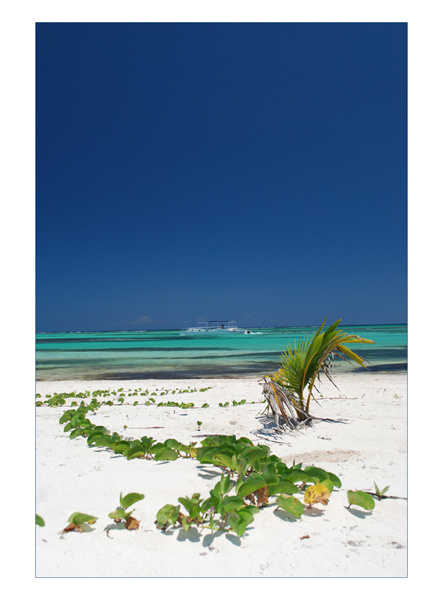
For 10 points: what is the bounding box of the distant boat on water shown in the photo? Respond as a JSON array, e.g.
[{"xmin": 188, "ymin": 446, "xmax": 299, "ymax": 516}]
[{"xmin": 182, "ymin": 320, "xmax": 251, "ymax": 334}]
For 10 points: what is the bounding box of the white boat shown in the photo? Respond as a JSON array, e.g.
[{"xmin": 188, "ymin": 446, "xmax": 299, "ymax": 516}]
[{"xmin": 182, "ymin": 320, "xmax": 248, "ymax": 334}]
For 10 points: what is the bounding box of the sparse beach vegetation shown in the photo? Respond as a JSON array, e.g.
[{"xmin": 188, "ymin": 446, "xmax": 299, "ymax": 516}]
[
  {"xmin": 63, "ymin": 512, "xmax": 97, "ymax": 533},
  {"xmin": 346, "ymin": 490, "xmax": 376, "ymax": 511},
  {"xmin": 155, "ymin": 435, "xmax": 342, "ymax": 536},
  {"xmin": 373, "ymin": 482, "xmax": 390, "ymax": 501},
  {"xmin": 108, "ymin": 492, "xmax": 145, "ymax": 530},
  {"xmin": 46, "ymin": 396, "xmax": 383, "ymax": 539},
  {"xmin": 34, "ymin": 371, "xmax": 407, "ymax": 575}
]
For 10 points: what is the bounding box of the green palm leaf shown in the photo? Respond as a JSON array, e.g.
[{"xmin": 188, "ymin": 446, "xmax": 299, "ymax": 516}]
[{"xmin": 262, "ymin": 318, "xmax": 374, "ymax": 427}]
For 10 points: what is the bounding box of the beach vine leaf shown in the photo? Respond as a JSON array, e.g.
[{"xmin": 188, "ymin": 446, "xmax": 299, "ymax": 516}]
[
  {"xmin": 156, "ymin": 504, "xmax": 180, "ymax": 529},
  {"xmin": 36, "ymin": 514, "xmax": 45, "ymax": 527},
  {"xmin": 347, "ymin": 490, "xmax": 375, "ymax": 511},
  {"xmin": 54, "ymin": 399, "xmax": 370, "ymax": 540},
  {"xmin": 304, "ymin": 484, "xmax": 331, "ymax": 507},
  {"xmin": 63, "ymin": 512, "xmax": 97, "ymax": 533},
  {"xmin": 374, "ymin": 482, "xmax": 390, "ymax": 500},
  {"xmin": 276, "ymin": 494, "xmax": 305, "ymax": 518},
  {"xmin": 120, "ymin": 492, "xmax": 145, "ymax": 510},
  {"xmin": 108, "ymin": 492, "xmax": 144, "ymax": 530}
]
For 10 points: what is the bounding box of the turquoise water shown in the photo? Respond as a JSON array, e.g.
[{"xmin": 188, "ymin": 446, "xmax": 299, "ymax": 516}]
[{"xmin": 36, "ymin": 324, "xmax": 407, "ymax": 381}]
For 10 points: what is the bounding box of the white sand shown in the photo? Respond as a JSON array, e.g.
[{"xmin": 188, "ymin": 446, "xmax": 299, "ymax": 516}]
[{"xmin": 35, "ymin": 371, "xmax": 407, "ymax": 578}]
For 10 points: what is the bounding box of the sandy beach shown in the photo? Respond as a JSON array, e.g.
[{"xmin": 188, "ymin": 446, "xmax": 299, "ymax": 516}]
[{"xmin": 35, "ymin": 370, "xmax": 407, "ymax": 578}]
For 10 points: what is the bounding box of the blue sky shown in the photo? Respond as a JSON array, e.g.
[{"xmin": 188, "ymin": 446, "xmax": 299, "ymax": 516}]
[{"xmin": 36, "ymin": 22, "xmax": 407, "ymax": 332}]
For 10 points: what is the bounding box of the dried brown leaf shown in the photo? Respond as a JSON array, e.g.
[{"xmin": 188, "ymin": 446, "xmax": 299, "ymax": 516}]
[
  {"xmin": 125, "ymin": 516, "xmax": 140, "ymax": 530},
  {"xmin": 63, "ymin": 523, "xmax": 83, "ymax": 533},
  {"xmin": 256, "ymin": 486, "xmax": 269, "ymax": 506}
]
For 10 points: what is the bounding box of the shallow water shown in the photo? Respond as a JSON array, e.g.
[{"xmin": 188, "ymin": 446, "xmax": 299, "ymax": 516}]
[{"xmin": 36, "ymin": 324, "xmax": 407, "ymax": 380}]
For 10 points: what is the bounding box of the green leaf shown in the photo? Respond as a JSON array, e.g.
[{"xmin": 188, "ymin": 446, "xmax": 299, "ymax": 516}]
[
  {"xmin": 70, "ymin": 428, "xmax": 86, "ymax": 439},
  {"xmin": 209, "ymin": 481, "xmax": 222, "ymax": 502},
  {"xmin": 303, "ymin": 466, "xmax": 341, "ymax": 489},
  {"xmin": 59, "ymin": 410, "xmax": 76, "ymax": 424},
  {"xmin": 267, "ymin": 480, "xmax": 300, "ymax": 496},
  {"xmin": 71, "ymin": 415, "xmax": 93, "ymax": 428},
  {"xmin": 36, "ymin": 514, "xmax": 45, "ymax": 527},
  {"xmin": 120, "ymin": 492, "xmax": 145, "ymax": 509},
  {"xmin": 234, "ymin": 458, "xmax": 248, "ymax": 479},
  {"xmin": 200, "ymin": 435, "xmax": 232, "ymax": 447},
  {"xmin": 220, "ymin": 473, "xmax": 233, "ymax": 496},
  {"xmin": 87, "ymin": 429, "xmax": 109, "ymax": 445},
  {"xmin": 374, "ymin": 482, "xmax": 390, "ymax": 498},
  {"xmin": 325, "ymin": 472, "xmax": 342, "ymax": 489},
  {"xmin": 227, "ymin": 507, "xmax": 256, "ymax": 536},
  {"xmin": 113, "ymin": 441, "xmax": 130, "ymax": 454},
  {"xmin": 93, "ymin": 435, "xmax": 115, "ymax": 448},
  {"xmin": 236, "ymin": 474, "xmax": 267, "ymax": 497},
  {"xmin": 201, "ymin": 496, "xmax": 217, "ymax": 513},
  {"xmin": 237, "ymin": 436, "xmax": 254, "ymax": 446},
  {"xmin": 195, "ymin": 446, "xmax": 217, "ymax": 463},
  {"xmin": 261, "ymin": 470, "xmax": 280, "ymax": 487},
  {"xmin": 347, "ymin": 490, "xmax": 375, "ymax": 511},
  {"xmin": 181, "ymin": 515, "xmax": 191, "ymax": 531},
  {"xmin": 227, "ymin": 512, "xmax": 243, "ymax": 536},
  {"xmin": 337, "ymin": 344, "xmax": 366, "ymax": 367},
  {"xmin": 321, "ymin": 479, "xmax": 334, "ymax": 493},
  {"xmin": 221, "ymin": 495, "xmax": 245, "ymax": 514},
  {"xmin": 284, "ymin": 469, "xmax": 315, "ymax": 485},
  {"xmin": 302, "ymin": 466, "xmax": 328, "ymax": 483},
  {"xmin": 178, "ymin": 494, "xmax": 202, "ymax": 521},
  {"xmin": 213, "ymin": 452, "xmax": 238, "ymax": 471},
  {"xmin": 126, "ymin": 450, "xmax": 146, "ymax": 460},
  {"xmin": 154, "ymin": 447, "xmax": 179, "ymax": 461},
  {"xmin": 169, "ymin": 440, "xmax": 191, "ymax": 453},
  {"xmin": 140, "ymin": 436, "xmax": 154, "ymax": 451},
  {"xmin": 68, "ymin": 512, "xmax": 97, "ymax": 525},
  {"xmin": 178, "ymin": 496, "xmax": 194, "ymax": 514},
  {"xmin": 239, "ymin": 446, "xmax": 270, "ymax": 465},
  {"xmin": 164, "ymin": 438, "xmax": 181, "ymax": 449},
  {"xmin": 108, "ymin": 508, "xmax": 127, "ymax": 522},
  {"xmin": 156, "ymin": 504, "xmax": 180, "ymax": 528},
  {"xmin": 124, "ymin": 445, "xmax": 147, "ymax": 459},
  {"xmin": 276, "ymin": 494, "xmax": 305, "ymax": 518}
]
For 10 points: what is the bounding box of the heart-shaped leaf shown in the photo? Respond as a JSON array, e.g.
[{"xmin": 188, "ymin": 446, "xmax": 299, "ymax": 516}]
[
  {"xmin": 276, "ymin": 494, "xmax": 305, "ymax": 518},
  {"xmin": 304, "ymin": 484, "xmax": 331, "ymax": 507},
  {"xmin": 36, "ymin": 514, "xmax": 45, "ymax": 527},
  {"xmin": 347, "ymin": 490, "xmax": 375, "ymax": 511},
  {"xmin": 156, "ymin": 504, "xmax": 180, "ymax": 528},
  {"xmin": 154, "ymin": 447, "xmax": 179, "ymax": 461},
  {"xmin": 125, "ymin": 515, "xmax": 140, "ymax": 530},
  {"xmin": 68, "ymin": 512, "xmax": 97, "ymax": 526},
  {"xmin": 236, "ymin": 474, "xmax": 267, "ymax": 497},
  {"xmin": 120, "ymin": 492, "xmax": 145, "ymax": 509}
]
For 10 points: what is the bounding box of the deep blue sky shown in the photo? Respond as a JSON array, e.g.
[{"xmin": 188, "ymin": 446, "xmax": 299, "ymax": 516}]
[{"xmin": 36, "ymin": 22, "xmax": 407, "ymax": 332}]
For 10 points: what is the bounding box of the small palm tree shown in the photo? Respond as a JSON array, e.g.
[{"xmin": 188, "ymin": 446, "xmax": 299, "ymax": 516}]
[{"xmin": 262, "ymin": 318, "xmax": 374, "ymax": 428}]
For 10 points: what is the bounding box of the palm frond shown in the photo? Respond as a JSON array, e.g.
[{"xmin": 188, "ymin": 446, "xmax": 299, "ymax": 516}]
[{"xmin": 262, "ymin": 318, "xmax": 375, "ymax": 428}]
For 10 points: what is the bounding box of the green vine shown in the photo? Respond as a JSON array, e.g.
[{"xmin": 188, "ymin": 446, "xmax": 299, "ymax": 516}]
[{"xmin": 36, "ymin": 390, "xmax": 380, "ymax": 538}]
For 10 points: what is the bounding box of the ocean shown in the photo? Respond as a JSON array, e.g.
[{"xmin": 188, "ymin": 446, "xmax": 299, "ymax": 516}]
[{"xmin": 35, "ymin": 324, "xmax": 407, "ymax": 381}]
